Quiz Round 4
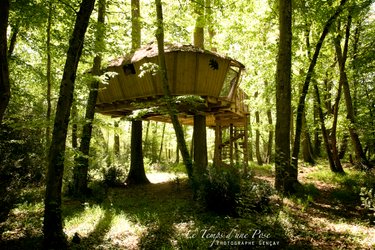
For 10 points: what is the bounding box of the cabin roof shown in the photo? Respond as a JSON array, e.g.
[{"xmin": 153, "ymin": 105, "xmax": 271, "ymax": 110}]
[{"xmin": 108, "ymin": 43, "xmax": 245, "ymax": 69}]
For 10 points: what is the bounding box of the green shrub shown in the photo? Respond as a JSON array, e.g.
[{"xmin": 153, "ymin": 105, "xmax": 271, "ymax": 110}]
[
  {"xmin": 360, "ymin": 187, "xmax": 375, "ymax": 224},
  {"xmin": 203, "ymin": 166, "xmax": 241, "ymax": 215},
  {"xmin": 236, "ymin": 180, "xmax": 275, "ymax": 216},
  {"xmin": 102, "ymin": 165, "xmax": 127, "ymax": 187}
]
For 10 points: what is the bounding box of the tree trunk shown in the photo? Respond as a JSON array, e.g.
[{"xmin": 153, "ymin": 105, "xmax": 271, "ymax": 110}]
[
  {"xmin": 291, "ymin": 0, "xmax": 347, "ymax": 175},
  {"xmin": 71, "ymin": 100, "xmax": 78, "ymax": 149},
  {"xmin": 254, "ymin": 92, "xmax": 263, "ymax": 165},
  {"xmin": 46, "ymin": 1, "xmax": 53, "ymax": 148},
  {"xmin": 155, "ymin": 0, "xmax": 193, "ymax": 180},
  {"xmin": 114, "ymin": 121, "xmax": 120, "ymax": 156},
  {"xmin": 73, "ymin": 0, "xmax": 106, "ymax": 197},
  {"xmin": 265, "ymin": 82, "xmax": 273, "ymax": 164},
  {"xmin": 0, "ymin": 0, "xmax": 10, "ymax": 124},
  {"xmin": 193, "ymin": 114, "xmax": 208, "ymax": 175},
  {"xmin": 43, "ymin": 0, "xmax": 96, "ymax": 248},
  {"xmin": 193, "ymin": 0, "xmax": 204, "ymax": 48},
  {"xmin": 302, "ymin": 112, "xmax": 315, "ymax": 164},
  {"xmin": 158, "ymin": 123, "xmax": 166, "ymax": 162},
  {"xmin": 335, "ymin": 15, "xmax": 371, "ymax": 169},
  {"xmin": 126, "ymin": 120, "xmax": 150, "ymax": 185},
  {"xmin": 313, "ymin": 80, "xmax": 338, "ymax": 173},
  {"xmin": 275, "ymin": 0, "xmax": 296, "ymax": 194},
  {"xmin": 131, "ymin": 0, "xmax": 141, "ymax": 51},
  {"xmin": 7, "ymin": 22, "xmax": 19, "ymax": 58}
]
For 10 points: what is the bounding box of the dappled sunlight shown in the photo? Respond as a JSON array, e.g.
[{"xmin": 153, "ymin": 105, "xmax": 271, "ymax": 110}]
[
  {"xmin": 64, "ymin": 205, "xmax": 106, "ymax": 237},
  {"xmin": 146, "ymin": 172, "xmax": 186, "ymax": 184}
]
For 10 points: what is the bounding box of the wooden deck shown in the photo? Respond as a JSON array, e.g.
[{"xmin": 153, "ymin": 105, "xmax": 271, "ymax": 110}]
[{"xmin": 96, "ymin": 43, "xmax": 248, "ymax": 127}]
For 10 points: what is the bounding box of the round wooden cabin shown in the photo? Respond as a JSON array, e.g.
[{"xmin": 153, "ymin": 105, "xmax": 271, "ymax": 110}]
[{"xmin": 96, "ymin": 43, "xmax": 248, "ymax": 127}]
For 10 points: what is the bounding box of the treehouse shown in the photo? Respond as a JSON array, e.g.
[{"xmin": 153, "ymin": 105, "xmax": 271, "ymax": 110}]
[{"xmin": 96, "ymin": 43, "xmax": 249, "ymax": 166}]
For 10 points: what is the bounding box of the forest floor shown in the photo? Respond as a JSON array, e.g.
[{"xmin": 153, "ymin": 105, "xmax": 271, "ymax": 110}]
[{"xmin": 0, "ymin": 163, "xmax": 374, "ymax": 249}]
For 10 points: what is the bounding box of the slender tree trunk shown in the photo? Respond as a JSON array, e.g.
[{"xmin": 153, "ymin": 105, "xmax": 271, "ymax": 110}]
[
  {"xmin": 248, "ymin": 112, "xmax": 254, "ymax": 161},
  {"xmin": 254, "ymin": 92, "xmax": 263, "ymax": 165},
  {"xmin": 73, "ymin": 0, "xmax": 106, "ymax": 197},
  {"xmin": 71, "ymin": 100, "xmax": 78, "ymax": 149},
  {"xmin": 43, "ymin": 1, "xmax": 96, "ymax": 248},
  {"xmin": 0, "ymin": 0, "xmax": 10, "ymax": 124},
  {"xmin": 126, "ymin": 120, "xmax": 150, "ymax": 185},
  {"xmin": 158, "ymin": 123, "xmax": 166, "ymax": 162},
  {"xmin": 114, "ymin": 121, "xmax": 120, "ymax": 156},
  {"xmin": 275, "ymin": 0, "xmax": 297, "ymax": 194},
  {"xmin": 335, "ymin": 15, "xmax": 371, "ymax": 169},
  {"xmin": 8, "ymin": 21, "xmax": 19, "ymax": 58},
  {"xmin": 155, "ymin": 0, "xmax": 193, "ymax": 180},
  {"xmin": 291, "ymin": 0, "xmax": 347, "ymax": 174},
  {"xmin": 302, "ymin": 112, "xmax": 315, "ymax": 164},
  {"xmin": 46, "ymin": 1, "xmax": 53, "ymax": 148},
  {"xmin": 265, "ymin": 82, "xmax": 273, "ymax": 164}
]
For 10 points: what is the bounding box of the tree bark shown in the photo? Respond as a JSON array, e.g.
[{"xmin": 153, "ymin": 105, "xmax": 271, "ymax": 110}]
[
  {"xmin": 8, "ymin": 21, "xmax": 19, "ymax": 58},
  {"xmin": 291, "ymin": 0, "xmax": 347, "ymax": 175},
  {"xmin": 114, "ymin": 121, "xmax": 120, "ymax": 156},
  {"xmin": 43, "ymin": 0, "xmax": 96, "ymax": 248},
  {"xmin": 193, "ymin": 0, "xmax": 205, "ymax": 48},
  {"xmin": 0, "ymin": 0, "xmax": 10, "ymax": 124},
  {"xmin": 46, "ymin": 0, "xmax": 53, "ymax": 148},
  {"xmin": 131, "ymin": 0, "xmax": 141, "ymax": 51},
  {"xmin": 254, "ymin": 92, "xmax": 263, "ymax": 165},
  {"xmin": 126, "ymin": 120, "xmax": 150, "ymax": 185},
  {"xmin": 302, "ymin": 112, "xmax": 315, "ymax": 164},
  {"xmin": 265, "ymin": 82, "xmax": 273, "ymax": 164},
  {"xmin": 155, "ymin": 0, "xmax": 193, "ymax": 180},
  {"xmin": 193, "ymin": 114, "xmax": 208, "ymax": 175},
  {"xmin": 275, "ymin": 0, "xmax": 296, "ymax": 194},
  {"xmin": 158, "ymin": 123, "xmax": 166, "ymax": 162},
  {"xmin": 73, "ymin": 0, "xmax": 106, "ymax": 197}
]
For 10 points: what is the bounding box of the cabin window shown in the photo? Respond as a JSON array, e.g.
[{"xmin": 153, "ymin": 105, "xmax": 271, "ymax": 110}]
[
  {"xmin": 209, "ymin": 59, "xmax": 219, "ymax": 70},
  {"xmin": 123, "ymin": 63, "xmax": 136, "ymax": 75}
]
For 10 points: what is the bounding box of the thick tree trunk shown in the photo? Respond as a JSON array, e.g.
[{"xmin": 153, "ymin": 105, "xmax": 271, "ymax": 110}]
[
  {"xmin": 193, "ymin": 114, "xmax": 208, "ymax": 175},
  {"xmin": 73, "ymin": 0, "xmax": 106, "ymax": 197},
  {"xmin": 155, "ymin": 0, "xmax": 193, "ymax": 180},
  {"xmin": 193, "ymin": 0, "xmax": 204, "ymax": 48},
  {"xmin": 291, "ymin": 0, "xmax": 347, "ymax": 174},
  {"xmin": 0, "ymin": 0, "xmax": 10, "ymax": 124},
  {"xmin": 43, "ymin": 0, "xmax": 96, "ymax": 248},
  {"xmin": 126, "ymin": 120, "xmax": 150, "ymax": 185},
  {"xmin": 275, "ymin": 0, "xmax": 296, "ymax": 194}
]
